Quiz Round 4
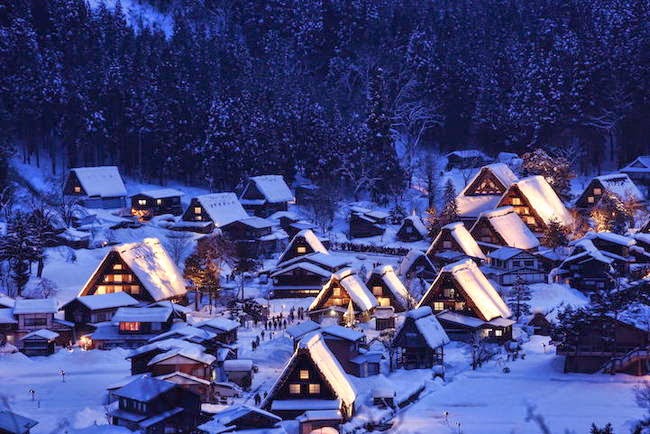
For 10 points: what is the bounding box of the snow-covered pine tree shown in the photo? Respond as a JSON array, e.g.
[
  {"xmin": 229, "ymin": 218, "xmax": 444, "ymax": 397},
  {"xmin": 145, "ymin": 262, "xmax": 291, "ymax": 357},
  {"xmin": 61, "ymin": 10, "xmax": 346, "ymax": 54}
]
[
  {"xmin": 506, "ymin": 276, "xmax": 532, "ymax": 322},
  {"xmin": 439, "ymin": 179, "xmax": 459, "ymax": 225}
]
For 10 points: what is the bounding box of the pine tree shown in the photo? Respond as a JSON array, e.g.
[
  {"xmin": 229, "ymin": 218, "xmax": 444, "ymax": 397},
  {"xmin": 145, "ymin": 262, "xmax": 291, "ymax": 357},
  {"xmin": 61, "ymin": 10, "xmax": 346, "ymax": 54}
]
[
  {"xmin": 590, "ymin": 192, "xmax": 631, "ymax": 234},
  {"xmin": 590, "ymin": 423, "xmax": 614, "ymax": 434},
  {"xmin": 507, "ymin": 277, "xmax": 532, "ymax": 321},
  {"xmin": 439, "ymin": 180, "xmax": 458, "ymax": 225},
  {"xmin": 522, "ymin": 149, "xmax": 575, "ymax": 201},
  {"xmin": 424, "ymin": 207, "xmax": 441, "ymax": 238},
  {"xmin": 541, "ymin": 218, "xmax": 569, "ymax": 250},
  {"xmin": 389, "ymin": 203, "xmax": 407, "ymax": 225}
]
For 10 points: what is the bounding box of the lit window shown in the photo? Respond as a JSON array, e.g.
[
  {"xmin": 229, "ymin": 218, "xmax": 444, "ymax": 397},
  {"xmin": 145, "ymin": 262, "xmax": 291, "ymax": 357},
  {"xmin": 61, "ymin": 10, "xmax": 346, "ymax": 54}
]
[
  {"xmin": 512, "ymin": 197, "xmax": 522, "ymax": 206},
  {"xmin": 522, "ymin": 207, "xmax": 530, "ymax": 215},
  {"xmin": 299, "ymin": 370, "xmax": 309, "ymax": 380},
  {"xmin": 156, "ymin": 199, "xmax": 162, "ymax": 205},
  {"xmin": 194, "ymin": 207, "xmax": 202, "ymax": 214},
  {"xmin": 130, "ymin": 285, "xmax": 140, "ymax": 295},
  {"xmin": 138, "ymin": 199, "xmax": 147, "ymax": 206},
  {"xmin": 289, "ymin": 384, "xmax": 301, "ymax": 394},
  {"xmin": 587, "ymin": 196, "xmax": 594, "ymax": 203},
  {"xmin": 308, "ymin": 384, "xmax": 320, "ymax": 394},
  {"xmin": 196, "ymin": 215, "xmax": 202, "ymax": 221},
  {"xmin": 526, "ymin": 217, "xmax": 535, "ymax": 225},
  {"xmin": 433, "ymin": 302, "xmax": 444, "ymax": 311},
  {"xmin": 333, "ymin": 287, "xmax": 341, "ymax": 297},
  {"xmin": 495, "ymin": 329, "xmax": 503, "ymax": 337},
  {"xmin": 119, "ymin": 322, "xmax": 140, "ymax": 332},
  {"xmin": 296, "ymin": 246, "xmax": 307, "ymax": 254},
  {"xmin": 593, "ymin": 188, "xmax": 602, "ymax": 195},
  {"xmin": 74, "ymin": 186, "xmax": 82, "ymax": 193},
  {"xmin": 113, "ymin": 274, "xmax": 123, "ymax": 283},
  {"xmin": 372, "ymin": 286, "xmax": 383, "ymax": 296},
  {"xmin": 113, "ymin": 264, "xmax": 123, "ymax": 270}
]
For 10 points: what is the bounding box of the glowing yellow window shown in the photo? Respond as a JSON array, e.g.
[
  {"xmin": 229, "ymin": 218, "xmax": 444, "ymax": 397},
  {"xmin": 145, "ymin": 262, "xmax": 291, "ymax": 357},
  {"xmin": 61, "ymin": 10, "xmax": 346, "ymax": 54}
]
[
  {"xmin": 433, "ymin": 302, "xmax": 444, "ymax": 311},
  {"xmin": 113, "ymin": 264, "xmax": 123, "ymax": 270},
  {"xmin": 587, "ymin": 196, "xmax": 594, "ymax": 203},
  {"xmin": 289, "ymin": 384, "xmax": 300, "ymax": 394},
  {"xmin": 594, "ymin": 188, "xmax": 602, "ymax": 195},
  {"xmin": 308, "ymin": 384, "xmax": 320, "ymax": 394},
  {"xmin": 495, "ymin": 329, "xmax": 503, "ymax": 337},
  {"xmin": 296, "ymin": 246, "xmax": 307, "ymax": 254},
  {"xmin": 299, "ymin": 370, "xmax": 309, "ymax": 380},
  {"xmin": 138, "ymin": 199, "xmax": 147, "ymax": 205},
  {"xmin": 74, "ymin": 186, "xmax": 81, "ymax": 193},
  {"xmin": 156, "ymin": 199, "xmax": 162, "ymax": 205},
  {"xmin": 512, "ymin": 197, "xmax": 522, "ymax": 205},
  {"xmin": 372, "ymin": 286, "xmax": 383, "ymax": 296},
  {"xmin": 194, "ymin": 207, "xmax": 202, "ymax": 214},
  {"xmin": 526, "ymin": 217, "xmax": 535, "ymax": 225}
]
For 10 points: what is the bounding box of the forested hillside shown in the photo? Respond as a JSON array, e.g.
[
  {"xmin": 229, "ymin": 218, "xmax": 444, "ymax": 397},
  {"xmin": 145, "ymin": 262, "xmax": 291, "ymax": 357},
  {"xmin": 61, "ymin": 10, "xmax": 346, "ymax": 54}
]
[{"xmin": 0, "ymin": 0, "xmax": 648, "ymax": 197}]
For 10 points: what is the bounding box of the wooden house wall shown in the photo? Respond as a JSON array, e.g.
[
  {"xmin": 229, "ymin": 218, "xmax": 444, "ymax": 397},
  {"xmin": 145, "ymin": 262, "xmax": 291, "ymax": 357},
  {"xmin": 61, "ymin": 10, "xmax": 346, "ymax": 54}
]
[
  {"xmin": 150, "ymin": 357, "xmax": 212, "ymax": 380},
  {"xmin": 396, "ymin": 220, "xmax": 424, "ymax": 242},
  {"xmin": 560, "ymin": 257, "xmax": 614, "ymax": 290},
  {"xmin": 350, "ymin": 214, "xmax": 384, "ymax": 238},
  {"xmin": 427, "ymin": 230, "xmax": 464, "ymax": 261},
  {"xmin": 575, "ymin": 179, "xmax": 606, "ymax": 208},
  {"xmin": 366, "ymin": 274, "xmax": 407, "ymax": 311},
  {"xmin": 63, "ymin": 171, "xmax": 85, "ymax": 196},
  {"xmin": 78, "ymin": 251, "xmax": 153, "ymax": 302},
  {"xmin": 419, "ymin": 274, "xmax": 479, "ymax": 318},
  {"xmin": 273, "ymin": 353, "xmax": 338, "ymax": 402},
  {"xmin": 181, "ymin": 198, "xmax": 213, "ymax": 225},
  {"xmin": 131, "ymin": 194, "xmax": 183, "ymax": 217},
  {"xmin": 470, "ymin": 218, "xmax": 505, "ymax": 245},
  {"xmin": 272, "ymin": 268, "xmax": 327, "ymax": 287},
  {"xmin": 498, "ymin": 186, "xmax": 545, "ymax": 232},
  {"xmin": 464, "ymin": 169, "xmax": 508, "ymax": 196},
  {"xmin": 280, "ymin": 236, "xmax": 319, "ymax": 263}
]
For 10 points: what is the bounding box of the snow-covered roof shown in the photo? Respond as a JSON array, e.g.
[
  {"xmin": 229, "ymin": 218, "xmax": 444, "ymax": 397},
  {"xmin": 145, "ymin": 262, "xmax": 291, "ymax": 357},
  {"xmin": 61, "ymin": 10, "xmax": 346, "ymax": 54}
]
[
  {"xmin": 0, "ymin": 411, "xmax": 38, "ymax": 434},
  {"xmin": 147, "ymin": 346, "xmax": 216, "ymax": 366},
  {"xmin": 149, "ymin": 324, "xmax": 216, "ymax": 343},
  {"xmin": 404, "ymin": 306, "xmax": 450, "ymax": 349},
  {"xmin": 430, "ymin": 222, "xmax": 486, "ymax": 260},
  {"xmin": 457, "ymin": 195, "xmax": 502, "ymax": 218},
  {"xmin": 397, "ymin": 249, "xmax": 435, "ymax": 277},
  {"xmin": 223, "ymin": 359, "xmax": 254, "ymax": 371},
  {"xmin": 437, "ymin": 310, "xmax": 515, "ymax": 328},
  {"xmin": 296, "ymin": 409, "xmax": 342, "ymax": 422},
  {"xmin": 21, "ymin": 329, "xmax": 59, "ymax": 341},
  {"xmin": 564, "ymin": 239, "xmax": 613, "ymax": 264},
  {"xmin": 421, "ymin": 259, "xmax": 511, "ymax": 321},
  {"xmin": 195, "ymin": 317, "xmax": 240, "ymax": 333},
  {"xmin": 111, "ymin": 238, "xmax": 187, "ymax": 301},
  {"xmin": 156, "ymin": 371, "xmax": 211, "ymax": 386},
  {"xmin": 194, "ymin": 193, "xmax": 249, "ymax": 227},
  {"xmin": 72, "ymin": 292, "xmax": 139, "ymax": 311},
  {"xmin": 286, "ymin": 320, "xmax": 321, "ymax": 339},
  {"xmin": 134, "ymin": 188, "xmax": 184, "ymax": 199},
  {"xmin": 0, "ymin": 295, "xmax": 15, "ymax": 309},
  {"xmin": 487, "ymin": 246, "xmax": 526, "ymax": 261},
  {"xmin": 401, "ymin": 215, "xmax": 428, "ymax": 237},
  {"xmin": 233, "ymin": 216, "xmax": 273, "ymax": 229},
  {"xmin": 278, "ymin": 229, "xmax": 328, "ymax": 264},
  {"xmin": 127, "ymin": 338, "xmax": 205, "ymax": 359},
  {"xmin": 246, "ymin": 175, "xmax": 293, "ymax": 203},
  {"xmin": 582, "ymin": 231, "xmax": 636, "ymax": 247},
  {"xmin": 474, "ymin": 207, "xmax": 540, "ymax": 249},
  {"xmin": 512, "ymin": 176, "xmax": 572, "ymax": 226},
  {"xmin": 295, "ymin": 334, "xmax": 356, "ymax": 406},
  {"xmin": 70, "ymin": 166, "xmax": 127, "ymax": 198},
  {"xmin": 112, "ymin": 377, "xmax": 175, "ymax": 401},
  {"xmin": 592, "ymin": 173, "xmax": 644, "ymax": 202},
  {"xmin": 446, "ymin": 149, "xmax": 489, "ymax": 159},
  {"xmin": 0, "ymin": 309, "xmax": 17, "ymax": 324},
  {"xmin": 13, "ymin": 298, "xmax": 58, "ymax": 315},
  {"xmin": 112, "ymin": 306, "xmax": 172, "ymax": 323},
  {"xmin": 321, "ymin": 325, "xmax": 364, "ymax": 342},
  {"xmin": 371, "ymin": 265, "xmax": 414, "ymax": 308},
  {"xmin": 620, "ymin": 155, "xmax": 650, "ymax": 172},
  {"xmin": 460, "ymin": 163, "xmax": 518, "ymax": 197},
  {"xmin": 271, "ymin": 262, "xmax": 332, "ymax": 279},
  {"xmin": 209, "ymin": 404, "xmax": 281, "ymax": 427},
  {"xmin": 311, "ymin": 268, "xmax": 378, "ymax": 312}
]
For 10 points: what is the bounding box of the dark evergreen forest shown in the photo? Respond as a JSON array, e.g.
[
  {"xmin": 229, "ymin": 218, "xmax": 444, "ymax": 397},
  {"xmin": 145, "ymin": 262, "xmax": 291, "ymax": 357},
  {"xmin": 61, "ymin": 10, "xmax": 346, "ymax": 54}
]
[{"xmin": 1, "ymin": 0, "xmax": 648, "ymax": 196}]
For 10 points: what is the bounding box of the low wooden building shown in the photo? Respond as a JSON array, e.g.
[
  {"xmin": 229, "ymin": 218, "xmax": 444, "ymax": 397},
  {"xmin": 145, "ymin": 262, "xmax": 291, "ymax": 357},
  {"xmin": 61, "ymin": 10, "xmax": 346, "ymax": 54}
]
[
  {"xmin": 555, "ymin": 239, "xmax": 616, "ymax": 291},
  {"xmin": 194, "ymin": 317, "xmax": 239, "ymax": 345},
  {"xmin": 556, "ymin": 316, "xmax": 650, "ymax": 375},
  {"xmin": 365, "ymin": 265, "xmax": 414, "ymax": 312},
  {"xmin": 11, "ymin": 299, "xmax": 72, "ymax": 346},
  {"xmin": 176, "ymin": 192, "xmax": 249, "ymax": 233},
  {"xmin": 261, "ymin": 333, "xmax": 356, "ymax": 420},
  {"xmin": 469, "ymin": 206, "xmax": 540, "ymax": 252},
  {"xmin": 392, "ymin": 306, "xmax": 449, "ymax": 370},
  {"xmin": 417, "ymin": 259, "xmax": 514, "ymax": 342},
  {"xmin": 109, "ymin": 376, "xmax": 201, "ymax": 433},
  {"xmin": 349, "ymin": 207, "xmax": 388, "ymax": 238},
  {"xmin": 63, "ymin": 166, "xmax": 127, "ymax": 209},
  {"xmin": 197, "ymin": 405, "xmax": 282, "ymax": 434},
  {"xmin": 239, "ymin": 175, "xmax": 294, "ymax": 217},
  {"xmin": 147, "ymin": 348, "xmax": 215, "ymax": 380},
  {"xmin": 397, "ymin": 249, "xmax": 438, "ymax": 282},
  {"xmin": 220, "ymin": 217, "xmax": 286, "ymax": 258},
  {"xmin": 445, "ymin": 149, "xmax": 491, "ymax": 170},
  {"xmin": 455, "ymin": 163, "xmax": 518, "ymax": 224},
  {"xmin": 297, "ymin": 410, "xmax": 342, "ymax": 434},
  {"xmin": 77, "ymin": 237, "xmax": 187, "ymax": 303},
  {"xmin": 426, "ymin": 222, "xmax": 487, "ymax": 267},
  {"xmin": 497, "ymin": 175, "xmax": 573, "ymax": 234},
  {"xmin": 89, "ymin": 306, "xmax": 174, "ymax": 349},
  {"xmin": 619, "ymin": 155, "xmax": 650, "ymax": 189},
  {"xmin": 277, "ymin": 229, "xmax": 328, "ymax": 265},
  {"xmin": 396, "ymin": 215, "xmax": 428, "ymax": 242},
  {"xmin": 575, "ymin": 173, "xmax": 644, "ymax": 209},
  {"xmin": 62, "ymin": 292, "xmax": 139, "ymax": 329},
  {"xmin": 130, "ymin": 188, "xmax": 184, "ymax": 219},
  {"xmin": 320, "ymin": 325, "xmax": 380, "ymax": 378},
  {"xmin": 483, "ymin": 247, "xmax": 546, "ymax": 286},
  {"xmin": 0, "ymin": 410, "xmax": 39, "ymax": 434},
  {"xmin": 20, "ymin": 329, "xmax": 59, "ymax": 356},
  {"xmin": 527, "ymin": 312, "xmax": 553, "ymax": 336},
  {"xmin": 309, "ymin": 268, "xmax": 378, "ymax": 323},
  {"xmin": 223, "ymin": 359, "xmax": 254, "ymax": 389}
]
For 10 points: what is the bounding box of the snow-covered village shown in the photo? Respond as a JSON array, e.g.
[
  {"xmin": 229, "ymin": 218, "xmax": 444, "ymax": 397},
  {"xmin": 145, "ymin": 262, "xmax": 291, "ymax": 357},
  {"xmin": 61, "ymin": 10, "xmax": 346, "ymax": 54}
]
[{"xmin": 0, "ymin": 1, "xmax": 649, "ymax": 434}]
